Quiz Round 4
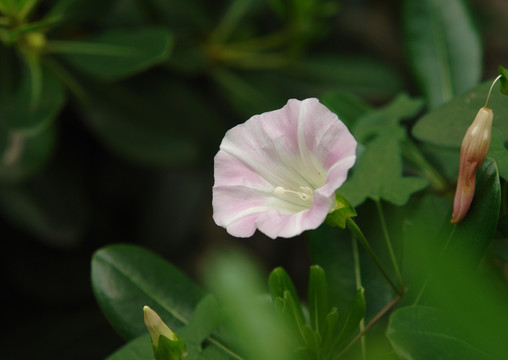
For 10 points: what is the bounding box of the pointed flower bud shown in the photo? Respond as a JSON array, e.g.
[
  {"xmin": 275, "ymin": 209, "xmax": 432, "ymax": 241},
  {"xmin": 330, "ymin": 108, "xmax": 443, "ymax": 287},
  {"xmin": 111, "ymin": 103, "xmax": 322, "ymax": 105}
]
[
  {"xmin": 451, "ymin": 106, "xmax": 493, "ymax": 223},
  {"xmin": 143, "ymin": 306, "xmax": 187, "ymax": 360}
]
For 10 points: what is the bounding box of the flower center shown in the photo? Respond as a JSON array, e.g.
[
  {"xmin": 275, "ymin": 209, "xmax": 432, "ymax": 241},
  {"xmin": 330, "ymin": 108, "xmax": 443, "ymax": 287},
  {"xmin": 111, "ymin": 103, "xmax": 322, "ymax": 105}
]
[{"xmin": 273, "ymin": 186, "xmax": 314, "ymax": 201}]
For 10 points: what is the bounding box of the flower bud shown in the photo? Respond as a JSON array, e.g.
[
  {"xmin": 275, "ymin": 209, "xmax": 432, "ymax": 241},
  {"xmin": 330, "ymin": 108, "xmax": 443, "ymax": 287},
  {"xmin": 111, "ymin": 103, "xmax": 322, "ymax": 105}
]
[
  {"xmin": 143, "ymin": 306, "xmax": 187, "ymax": 360},
  {"xmin": 451, "ymin": 107, "xmax": 493, "ymax": 223}
]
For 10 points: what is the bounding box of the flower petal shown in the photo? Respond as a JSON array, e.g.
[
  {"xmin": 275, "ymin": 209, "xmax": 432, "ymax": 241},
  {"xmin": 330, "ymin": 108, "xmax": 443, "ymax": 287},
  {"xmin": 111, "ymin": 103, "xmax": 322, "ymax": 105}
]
[{"xmin": 212, "ymin": 98, "xmax": 357, "ymax": 239}]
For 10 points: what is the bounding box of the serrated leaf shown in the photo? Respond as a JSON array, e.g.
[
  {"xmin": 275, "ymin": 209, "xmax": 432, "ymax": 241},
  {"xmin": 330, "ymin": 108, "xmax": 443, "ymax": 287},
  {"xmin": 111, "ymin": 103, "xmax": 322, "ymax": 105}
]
[
  {"xmin": 412, "ymin": 79, "xmax": 508, "ymax": 147},
  {"xmin": 56, "ymin": 27, "xmax": 173, "ymax": 80},
  {"xmin": 91, "ymin": 244, "xmax": 204, "ymax": 340},
  {"xmin": 403, "ymin": 0, "xmax": 481, "ymax": 109},
  {"xmin": 387, "ymin": 306, "xmax": 495, "ymax": 360},
  {"xmin": 338, "ymin": 135, "xmax": 428, "ymax": 206}
]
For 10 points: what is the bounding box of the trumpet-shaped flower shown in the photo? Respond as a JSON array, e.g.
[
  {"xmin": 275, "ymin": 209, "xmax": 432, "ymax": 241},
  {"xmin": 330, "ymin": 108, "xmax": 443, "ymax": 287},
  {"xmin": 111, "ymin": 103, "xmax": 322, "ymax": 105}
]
[{"xmin": 212, "ymin": 98, "xmax": 357, "ymax": 239}]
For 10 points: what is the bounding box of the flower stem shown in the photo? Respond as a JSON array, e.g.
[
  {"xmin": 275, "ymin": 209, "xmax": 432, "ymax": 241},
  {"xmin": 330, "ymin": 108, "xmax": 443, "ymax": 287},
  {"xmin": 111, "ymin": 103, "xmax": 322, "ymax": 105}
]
[
  {"xmin": 346, "ymin": 218, "xmax": 403, "ymax": 296},
  {"xmin": 485, "ymin": 75, "xmax": 503, "ymax": 108},
  {"xmin": 375, "ymin": 200, "xmax": 404, "ymax": 291},
  {"xmin": 351, "ymin": 236, "xmax": 366, "ymax": 360}
]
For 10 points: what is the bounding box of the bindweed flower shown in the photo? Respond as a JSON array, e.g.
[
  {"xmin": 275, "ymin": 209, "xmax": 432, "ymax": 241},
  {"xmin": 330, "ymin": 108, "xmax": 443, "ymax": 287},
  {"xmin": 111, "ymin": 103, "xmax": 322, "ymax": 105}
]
[
  {"xmin": 143, "ymin": 306, "xmax": 186, "ymax": 360},
  {"xmin": 212, "ymin": 98, "xmax": 357, "ymax": 239},
  {"xmin": 451, "ymin": 106, "xmax": 493, "ymax": 223}
]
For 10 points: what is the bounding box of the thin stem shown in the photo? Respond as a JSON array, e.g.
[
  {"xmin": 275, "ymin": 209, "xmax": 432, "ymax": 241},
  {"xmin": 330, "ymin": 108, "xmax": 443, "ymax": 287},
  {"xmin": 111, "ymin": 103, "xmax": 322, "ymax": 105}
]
[
  {"xmin": 485, "ymin": 75, "xmax": 502, "ymax": 108},
  {"xmin": 337, "ymin": 293, "xmax": 402, "ymax": 358},
  {"xmin": 375, "ymin": 200, "xmax": 404, "ymax": 291},
  {"xmin": 401, "ymin": 139, "xmax": 448, "ymax": 192},
  {"xmin": 351, "ymin": 236, "xmax": 366, "ymax": 360},
  {"xmin": 346, "ymin": 218, "xmax": 403, "ymax": 296}
]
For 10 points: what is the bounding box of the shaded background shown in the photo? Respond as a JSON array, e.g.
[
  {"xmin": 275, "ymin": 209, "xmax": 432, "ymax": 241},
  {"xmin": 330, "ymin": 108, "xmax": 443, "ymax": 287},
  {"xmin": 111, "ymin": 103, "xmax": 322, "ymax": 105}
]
[{"xmin": 1, "ymin": 0, "xmax": 507, "ymax": 358}]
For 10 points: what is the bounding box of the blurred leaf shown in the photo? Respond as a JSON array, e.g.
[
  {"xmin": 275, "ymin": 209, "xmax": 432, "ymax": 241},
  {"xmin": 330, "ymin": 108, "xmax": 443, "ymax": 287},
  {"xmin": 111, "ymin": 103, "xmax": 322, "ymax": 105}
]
[
  {"xmin": 320, "ymin": 90, "xmax": 372, "ymax": 128},
  {"xmin": 48, "ymin": 0, "xmax": 114, "ymax": 25},
  {"xmin": 75, "ymin": 74, "xmax": 206, "ymax": 166},
  {"xmin": 91, "ymin": 244, "xmax": 204, "ymax": 340},
  {"xmin": 106, "ymin": 335, "xmax": 154, "ymax": 360},
  {"xmin": 387, "ymin": 306, "xmax": 495, "ymax": 360},
  {"xmin": 282, "ymin": 55, "xmax": 404, "ymax": 101},
  {"xmin": 207, "ymin": 251, "xmax": 294, "ymax": 360},
  {"xmin": 308, "ymin": 265, "xmax": 328, "ymax": 336},
  {"xmin": 178, "ymin": 295, "xmax": 228, "ymax": 360},
  {"xmin": 9, "ymin": 63, "xmax": 65, "ymax": 133},
  {"xmin": 338, "ymin": 135, "xmax": 428, "ymax": 206},
  {"xmin": 0, "ymin": 157, "xmax": 89, "ymax": 247},
  {"xmin": 403, "ymin": 0, "xmax": 481, "ymax": 109},
  {"xmin": 335, "ymin": 287, "xmax": 365, "ymax": 348},
  {"xmin": 413, "ymin": 79, "xmax": 508, "ymax": 147},
  {"xmin": 268, "ymin": 267, "xmax": 305, "ymax": 329},
  {"xmin": 498, "ymin": 65, "xmax": 508, "ymax": 95},
  {"xmin": 56, "ymin": 28, "xmax": 173, "ymax": 80},
  {"xmin": 307, "ymin": 226, "xmax": 356, "ymax": 313},
  {"xmin": 0, "ymin": 124, "xmax": 56, "ymax": 182}
]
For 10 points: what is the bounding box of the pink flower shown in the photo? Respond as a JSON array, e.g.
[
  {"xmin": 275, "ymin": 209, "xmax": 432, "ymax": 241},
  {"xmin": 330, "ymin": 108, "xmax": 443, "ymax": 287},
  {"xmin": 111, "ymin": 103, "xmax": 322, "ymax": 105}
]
[
  {"xmin": 212, "ymin": 98, "xmax": 357, "ymax": 239},
  {"xmin": 451, "ymin": 106, "xmax": 493, "ymax": 223}
]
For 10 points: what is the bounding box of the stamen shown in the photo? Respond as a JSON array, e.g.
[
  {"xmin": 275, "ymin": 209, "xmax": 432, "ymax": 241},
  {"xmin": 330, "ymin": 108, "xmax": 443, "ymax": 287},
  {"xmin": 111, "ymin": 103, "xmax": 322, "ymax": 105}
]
[{"xmin": 273, "ymin": 186, "xmax": 314, "ymax": 201}]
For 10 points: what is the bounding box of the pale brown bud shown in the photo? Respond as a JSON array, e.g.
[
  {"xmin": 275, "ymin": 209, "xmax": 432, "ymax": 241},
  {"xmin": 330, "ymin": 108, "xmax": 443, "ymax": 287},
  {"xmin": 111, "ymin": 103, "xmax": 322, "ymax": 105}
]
[{"xmin": 451, "ymin": 107, "xmax": 493, "ymax": 223}]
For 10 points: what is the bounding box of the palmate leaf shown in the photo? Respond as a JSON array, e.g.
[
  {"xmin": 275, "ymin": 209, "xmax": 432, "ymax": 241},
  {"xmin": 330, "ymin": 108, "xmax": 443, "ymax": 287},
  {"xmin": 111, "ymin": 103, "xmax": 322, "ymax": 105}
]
[
  {"xmin": 338, "ymin": 135, "xmax": 428, "ymax": 207},
  {"xmin": 402, "ymin": 0, "xmax": 481, "ymax": 109}
]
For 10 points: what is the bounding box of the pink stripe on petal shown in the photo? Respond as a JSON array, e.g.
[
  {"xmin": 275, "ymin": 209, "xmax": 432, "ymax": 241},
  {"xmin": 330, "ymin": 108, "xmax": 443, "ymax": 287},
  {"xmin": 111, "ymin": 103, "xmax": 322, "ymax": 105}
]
[{"xmin": 212, "ymin": 98, "xmax": 357, "ymax": 239}]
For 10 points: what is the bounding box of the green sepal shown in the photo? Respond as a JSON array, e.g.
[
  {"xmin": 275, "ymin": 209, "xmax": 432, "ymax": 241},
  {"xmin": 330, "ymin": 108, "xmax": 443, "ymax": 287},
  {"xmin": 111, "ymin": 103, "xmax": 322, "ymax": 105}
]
[
  {"xmin": 153, "ymin": 334, "xmax": 187, "ymax": 360},
  {"xmin": 325, "ymin": 193, "xmax": 357, "ymax": 229},
  {"xmin": 498, "ymin": 65, "xmax": 508, "ymax": 95}
]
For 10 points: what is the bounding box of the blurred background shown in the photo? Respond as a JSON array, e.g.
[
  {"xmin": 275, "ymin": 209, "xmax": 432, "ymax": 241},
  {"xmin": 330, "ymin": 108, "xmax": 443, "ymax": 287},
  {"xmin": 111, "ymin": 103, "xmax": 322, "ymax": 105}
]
[{"xmin": 0, "ymin": 0, "xmax": 506, "ymax": 358}]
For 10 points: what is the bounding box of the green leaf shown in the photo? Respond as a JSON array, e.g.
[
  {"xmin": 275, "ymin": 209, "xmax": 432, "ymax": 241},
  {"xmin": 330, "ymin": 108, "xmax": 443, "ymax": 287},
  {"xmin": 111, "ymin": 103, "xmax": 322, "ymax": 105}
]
[
  {"xmin": 9, "ymin": 63, "xmax": 65, "ymax": 133},
  {"xmin": 177, "ymin": 295, "xmax": 227, "ymax": 360},
  {"xmin": 320, "ymin": 90, "xmax": 372, "ymax": 129},
  {"xmin": 283, "ymin": 55, "xmax": 404, "ymax": 101},
  {"xmin": 0, "ymin": 124, "xmax": 56, "ymax": 182},
  {"xmin": 498, "ymin": 65, "xmax": 508, "ymax": 95},
  {"xmin": 335, "ymin": 287, "xmax": 365, "ymax": 348},
  {"xmin": 308, "ymin": 265, "xmax": 328, "ymax": 337},
  {"xmin": 107, "ymin": 335, "xmax": 154, "ymax": 360},
  {"xmin": 487, "ymin": 130, "xmax": 508, "ymax": 180},
  {"xmin": 0, "ymin": 157, "xmax": 89, "ymax": 246},
  {"xmin": 91, "ymin": 244, "xmax": 204, "ymax": 340},
  {"xmin": 206, "ymin": 251, "xmax": 294, "ymax": 360},
  {"xmin": 338, "ymin": 135, "xmax": 428, "ymax": 206},
  {"xmin": 56, "ymin": 28, "xmax": 173, "ymax": 80},
  {"xmin": 268, "ymin": 267, "xmax": 306, "ymax": 331},
  {"xmin": 413, "ymin": 79, "xmax": 508, "ymax": 147},
  {"xmin": 352, "ymin": 93, "xmax": 424, "ymax": 143},
  {"xmin": 403, "ymin": 0, "xmax": 481, "ymax": 109},
  {"xmin": 75, "ymin": 74, "xmax": 205, "ymax": 166},
  {"xmin": 387, "ymin": 306, "xmax": 495, "ymax": 360}
]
